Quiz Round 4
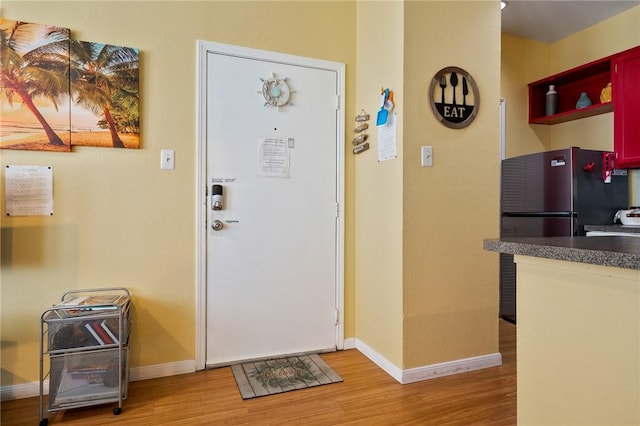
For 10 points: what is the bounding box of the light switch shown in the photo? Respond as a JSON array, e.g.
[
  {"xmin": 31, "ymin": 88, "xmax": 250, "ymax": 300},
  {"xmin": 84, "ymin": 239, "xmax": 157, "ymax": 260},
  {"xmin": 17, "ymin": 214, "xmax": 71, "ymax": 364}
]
[
  {"xmin": 161, "ymin": 149, "xmax": 175, "ymax": 170},
  {"xmin": 421, "ymin": 146, "xmax": 433, "ymax": 167}
]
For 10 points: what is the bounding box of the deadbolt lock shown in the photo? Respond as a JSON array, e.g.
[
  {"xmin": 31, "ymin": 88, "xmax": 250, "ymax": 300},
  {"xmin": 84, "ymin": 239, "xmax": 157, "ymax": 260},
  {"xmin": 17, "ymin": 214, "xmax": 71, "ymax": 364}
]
[{"xmin": 211, "ymin": 220, "xmax": 224, "ymax": 231}]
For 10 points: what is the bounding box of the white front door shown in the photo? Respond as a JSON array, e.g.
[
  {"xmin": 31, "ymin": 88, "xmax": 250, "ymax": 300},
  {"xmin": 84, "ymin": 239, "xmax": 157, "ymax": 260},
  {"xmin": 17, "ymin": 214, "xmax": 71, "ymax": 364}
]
[{"xmin": 197, "ymin": 42, "xmax": 345, "ymax": 367}]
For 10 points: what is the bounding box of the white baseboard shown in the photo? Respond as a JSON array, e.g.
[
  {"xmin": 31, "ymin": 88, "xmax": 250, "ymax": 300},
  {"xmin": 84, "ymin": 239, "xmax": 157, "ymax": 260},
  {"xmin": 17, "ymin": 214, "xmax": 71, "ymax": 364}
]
[
  {"xmin": 401, "ymin": 353, "xmax": 503, "ymax": 384},
  {"xmin": 355, "ymin": 339, "xmax": 403, "ymax": 382},
  {"xmin": 355, "ymin": 338, "xmax": 503, "ymax": 384},
  {"xmin": 343, "ymin": 337, "xmax": 356, "ymax": 350},
  {"xmin": 1, "ymin": 359, "xmax": 196, "ymax": 402},
  {"xmin": 129, "ymin": 359, "xmax": 196, "ymax": 382},
  {"xmin": 1, "ymin": 345, "xmax": 503, "ymax": 400},
  {"xmin": 1, "ymin": 382, "xmax": 48, "ymax": 402}
]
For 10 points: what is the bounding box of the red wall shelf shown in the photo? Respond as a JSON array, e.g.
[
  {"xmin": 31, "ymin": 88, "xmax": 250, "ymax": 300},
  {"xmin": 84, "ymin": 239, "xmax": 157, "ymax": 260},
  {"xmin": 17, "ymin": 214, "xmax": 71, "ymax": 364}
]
[
  {"xmin": 529, "ymin": 102, "xmax": 613, "ymax": 125},
  {"xmin": 528, "ymin": 45, "xmax": 640, "ymax": 168},
  {"xmin": 528, "ymin": 56, "xmax": 614, "ymax": 125}
]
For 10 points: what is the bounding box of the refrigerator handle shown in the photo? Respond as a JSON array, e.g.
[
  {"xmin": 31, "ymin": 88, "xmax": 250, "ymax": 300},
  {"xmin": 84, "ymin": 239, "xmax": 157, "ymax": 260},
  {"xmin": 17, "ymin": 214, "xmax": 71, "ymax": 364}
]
[{"xmin": 602, "ymin": 152, "xmax": 614, "ymax": 184}]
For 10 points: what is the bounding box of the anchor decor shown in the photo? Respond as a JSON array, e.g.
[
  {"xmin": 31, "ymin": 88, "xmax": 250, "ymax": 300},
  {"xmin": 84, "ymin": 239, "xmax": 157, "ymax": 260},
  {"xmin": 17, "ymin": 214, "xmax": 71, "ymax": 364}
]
[{"xmin": 429, "ymin": 66, "xmax": 479, "ymax": 129}]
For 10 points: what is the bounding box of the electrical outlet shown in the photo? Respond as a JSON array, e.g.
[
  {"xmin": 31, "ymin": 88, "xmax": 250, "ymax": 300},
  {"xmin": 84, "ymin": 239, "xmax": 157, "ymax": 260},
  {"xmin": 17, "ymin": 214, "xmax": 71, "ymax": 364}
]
[
  {"xmin": 421, "ymin": 146, "xmax": 433, "ymax": 167},
  {"xmin": 161, "ymin": 149, "xmax": 175, "ymax": 170}
]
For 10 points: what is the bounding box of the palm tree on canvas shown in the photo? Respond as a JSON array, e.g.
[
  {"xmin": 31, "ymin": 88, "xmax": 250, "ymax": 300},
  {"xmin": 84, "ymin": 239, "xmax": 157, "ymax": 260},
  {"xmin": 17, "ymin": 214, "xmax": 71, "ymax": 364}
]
[
  {"xmin": 0, "ymin": 20, "xmax": 70, "ymax": 148},
  {"xmin": 69, "ymin": 41, "xmax": 139, "ymax": 148}
]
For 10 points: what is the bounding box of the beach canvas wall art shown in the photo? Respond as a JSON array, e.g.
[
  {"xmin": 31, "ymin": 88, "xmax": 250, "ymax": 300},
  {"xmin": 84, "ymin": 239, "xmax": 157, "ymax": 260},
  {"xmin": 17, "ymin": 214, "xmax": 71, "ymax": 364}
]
[
  {"xmin": 1, "ymin": 19, "xmax": 140, "ymax": 151},
  {"xmin": 70, "ymin": 41, "xmax": 140, "ymax": 149},
  {"xmin": 0, "ymin": 19, "xmax": 72, "ymax": 152}
]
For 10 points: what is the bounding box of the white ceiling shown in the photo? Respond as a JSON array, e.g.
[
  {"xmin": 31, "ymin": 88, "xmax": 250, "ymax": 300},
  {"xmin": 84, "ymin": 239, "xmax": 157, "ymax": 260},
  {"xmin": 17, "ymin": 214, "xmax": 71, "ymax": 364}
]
[{"xmin": 501, "ymin": 0, "xmax": 640, "ymax": 43}]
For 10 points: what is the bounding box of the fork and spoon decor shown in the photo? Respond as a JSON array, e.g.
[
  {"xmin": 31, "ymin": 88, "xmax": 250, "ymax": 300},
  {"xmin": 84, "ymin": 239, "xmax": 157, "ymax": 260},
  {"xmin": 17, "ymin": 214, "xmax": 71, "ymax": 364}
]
[{"xmin": 430, "ymin": 66, "xmax": 479, "ymax": 129}]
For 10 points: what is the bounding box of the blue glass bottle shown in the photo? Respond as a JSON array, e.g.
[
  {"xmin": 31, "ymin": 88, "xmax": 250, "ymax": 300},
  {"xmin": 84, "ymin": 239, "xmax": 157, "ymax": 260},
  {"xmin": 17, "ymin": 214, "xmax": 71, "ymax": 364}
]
[{"xmin": 576, "ymin": 92, "xmax": 592, "ymax": 109}]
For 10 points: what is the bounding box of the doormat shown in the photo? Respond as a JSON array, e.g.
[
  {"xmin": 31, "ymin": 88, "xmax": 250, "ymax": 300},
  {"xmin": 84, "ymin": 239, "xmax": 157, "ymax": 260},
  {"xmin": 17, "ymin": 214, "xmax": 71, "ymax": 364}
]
[{"xmin": 231, "ymin": 354, "xmax": 343, "ymax": 399}]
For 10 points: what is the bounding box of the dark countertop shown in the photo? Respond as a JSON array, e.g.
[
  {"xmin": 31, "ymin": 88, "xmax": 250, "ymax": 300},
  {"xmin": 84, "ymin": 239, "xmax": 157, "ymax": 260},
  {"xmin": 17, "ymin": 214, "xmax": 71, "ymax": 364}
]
[
  {"xmin": 584, "ymin": 224, "xmax": 640, "ymax": 234},
  {"xmin": 484, "ymin": 236, "xmax": 640, "ymax": 270}
]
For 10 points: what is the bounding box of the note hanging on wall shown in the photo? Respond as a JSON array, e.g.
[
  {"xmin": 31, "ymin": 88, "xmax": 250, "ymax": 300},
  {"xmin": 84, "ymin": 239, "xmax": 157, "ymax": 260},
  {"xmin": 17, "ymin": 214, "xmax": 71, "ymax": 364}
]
[
  {"xmin": 5, "ymin": 165, "xmax": 53, "ymax": 216},
  {"xmin": 378, "ymin": 113, "xmax": 397, "ymax": 162}
]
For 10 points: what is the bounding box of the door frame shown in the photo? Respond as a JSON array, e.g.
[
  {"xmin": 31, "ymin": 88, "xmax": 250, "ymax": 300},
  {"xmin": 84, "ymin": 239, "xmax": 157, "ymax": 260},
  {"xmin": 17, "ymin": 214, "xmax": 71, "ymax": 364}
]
[{"xmin": 195, "ymin": 40, "xmax": 345, "ymax": 371}]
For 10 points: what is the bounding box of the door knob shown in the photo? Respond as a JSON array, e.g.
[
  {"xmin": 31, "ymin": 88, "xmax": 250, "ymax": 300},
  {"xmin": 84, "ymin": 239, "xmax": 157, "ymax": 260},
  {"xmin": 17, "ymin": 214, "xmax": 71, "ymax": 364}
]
[{"xmin": 211, "ymin": 220, "xmax": 224, "ymax": 231}]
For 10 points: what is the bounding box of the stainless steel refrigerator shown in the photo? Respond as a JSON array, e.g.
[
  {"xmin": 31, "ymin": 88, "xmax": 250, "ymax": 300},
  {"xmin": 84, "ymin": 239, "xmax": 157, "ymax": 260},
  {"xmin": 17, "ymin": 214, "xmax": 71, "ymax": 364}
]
[{"xmin": 499, "ymin": 147, "xmax": 628, "ymax": 323}]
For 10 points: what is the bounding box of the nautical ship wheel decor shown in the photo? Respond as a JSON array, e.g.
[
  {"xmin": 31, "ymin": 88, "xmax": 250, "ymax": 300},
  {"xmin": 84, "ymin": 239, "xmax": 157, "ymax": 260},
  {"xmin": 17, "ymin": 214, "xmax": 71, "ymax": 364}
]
[
  {"xmin": 259, "ymin": 72, "xmax": 294, "ymax": 111},
  {"xmin": 429, "ymin": 66, "xmax": 479, "ymax": 129}
]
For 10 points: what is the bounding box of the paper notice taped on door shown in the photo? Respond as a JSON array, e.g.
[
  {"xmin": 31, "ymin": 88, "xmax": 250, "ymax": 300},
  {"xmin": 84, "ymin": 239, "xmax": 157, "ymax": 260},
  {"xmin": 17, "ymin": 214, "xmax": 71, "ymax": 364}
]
[{"xmin": 259, "ymin": 136, "xmax": 290, "ymax": 178}]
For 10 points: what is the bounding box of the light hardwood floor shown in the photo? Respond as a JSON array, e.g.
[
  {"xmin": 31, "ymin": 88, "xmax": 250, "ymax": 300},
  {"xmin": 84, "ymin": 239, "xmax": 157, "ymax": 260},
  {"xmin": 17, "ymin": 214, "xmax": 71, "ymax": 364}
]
[{"xmin": 2, "ymin": 320, "xmax": 516, "ymax": 425}]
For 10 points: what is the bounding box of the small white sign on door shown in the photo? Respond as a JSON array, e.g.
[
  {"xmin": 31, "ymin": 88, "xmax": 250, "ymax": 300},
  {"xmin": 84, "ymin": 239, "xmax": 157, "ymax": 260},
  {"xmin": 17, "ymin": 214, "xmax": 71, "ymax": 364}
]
[{"xmin": 258, "ymin": 136, "xmax": 290, "ymax": 178}]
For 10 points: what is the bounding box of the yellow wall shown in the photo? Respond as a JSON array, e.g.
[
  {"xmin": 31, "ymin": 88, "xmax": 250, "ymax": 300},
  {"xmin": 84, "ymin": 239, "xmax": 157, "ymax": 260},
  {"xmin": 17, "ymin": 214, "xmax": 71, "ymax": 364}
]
[
  {"xmin": 550, "ymin": 6, "xmax": 640, "ymax": 73},
  {"xmin": 501, "ymin": 33, "xmax": 551, "ymax": 158},
  {"xmin": 354, "ymin": 1, "xmax": 501, "ymax": 370},
  {"xmin": 11, "ymin": 0, "xmax": 502, "ymax": 380},
  {"xmin": 402, "ymin": 1, "xmax": 500, "ymax": 368},
  {"xmin": 0, "ymin": 0, "xmax": 356, "ymax": 385},
  {"xmin": 354, "ymin": 1, "xmax": 404, "ymax": 367}
]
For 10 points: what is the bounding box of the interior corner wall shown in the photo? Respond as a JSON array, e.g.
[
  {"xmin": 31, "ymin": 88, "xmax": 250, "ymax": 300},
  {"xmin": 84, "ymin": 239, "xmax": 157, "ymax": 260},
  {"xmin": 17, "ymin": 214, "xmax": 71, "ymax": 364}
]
[
  {"xmin": 500, "ymin": 34, "xmax": 551, "ymax": 159},
  {"xmin": 549, "ymin": 6, "xmax": 640, "ymax": 74},
  {"xmin": 402, "ymin": 1, "xmax": 501, "ymax": 369},
  {"xmin": 0, "ymin": 0, "xmax": 356, "ymax": 387},
  {"xmin": 354, "ymin": 1, "xmax": 404, "ymax": 368}
]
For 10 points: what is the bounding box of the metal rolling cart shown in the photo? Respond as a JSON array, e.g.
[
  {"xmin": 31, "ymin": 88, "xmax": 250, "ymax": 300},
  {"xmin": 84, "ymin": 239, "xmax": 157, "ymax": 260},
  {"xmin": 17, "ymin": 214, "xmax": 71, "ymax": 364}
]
[{"xmin": 39, "ymin": 288, "xmax": 131, "ymax": 426}]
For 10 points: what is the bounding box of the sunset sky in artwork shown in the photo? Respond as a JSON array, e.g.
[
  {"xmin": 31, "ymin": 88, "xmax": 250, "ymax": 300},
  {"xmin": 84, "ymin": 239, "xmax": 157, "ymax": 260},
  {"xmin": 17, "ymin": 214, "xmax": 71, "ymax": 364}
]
[
  {"xmin": 1, "ymin": 19, "xmax": 139, "ymax": 149},
  {"xmin": 0, "ymin": 19, "xmax": 102, "ymax": 134}
]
